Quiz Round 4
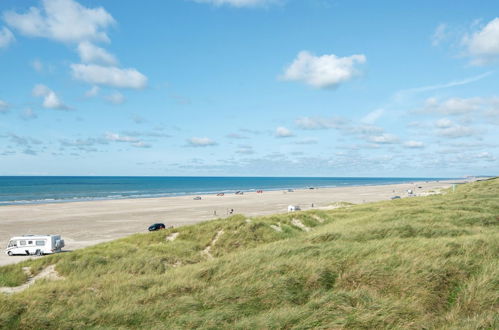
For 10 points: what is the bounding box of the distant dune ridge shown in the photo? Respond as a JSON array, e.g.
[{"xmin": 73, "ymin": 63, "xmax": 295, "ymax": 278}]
[{"xmin": 0, "ymin": 178, "xmax": 498, "ymax": 328}]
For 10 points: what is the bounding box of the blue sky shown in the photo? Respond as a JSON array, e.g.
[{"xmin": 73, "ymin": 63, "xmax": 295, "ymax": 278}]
[{"xmin": 0, "ymin": 0, "xmax": 498, "ymax": 177}]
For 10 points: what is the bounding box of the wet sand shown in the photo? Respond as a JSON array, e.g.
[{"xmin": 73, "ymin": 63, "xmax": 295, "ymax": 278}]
[{"xmin": 0, "ymin": 180, "xmax": 461, "ymax": 266}]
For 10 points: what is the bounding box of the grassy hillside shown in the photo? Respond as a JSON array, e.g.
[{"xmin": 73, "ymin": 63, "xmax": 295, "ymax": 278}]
[{"xmin": 1, "ymin": 179, "xmax": 498, "ymax": 329}]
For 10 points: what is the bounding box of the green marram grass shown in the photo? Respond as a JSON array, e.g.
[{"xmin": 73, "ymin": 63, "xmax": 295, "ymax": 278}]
[{"xmin": 0, "ymin": 179, "xmax": 498, "ymax": 329}]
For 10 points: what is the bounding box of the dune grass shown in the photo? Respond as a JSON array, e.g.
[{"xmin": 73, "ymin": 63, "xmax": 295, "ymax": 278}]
[{"xmin": 0, "ymin": 179, "xmax": 498, "ymax": 329}]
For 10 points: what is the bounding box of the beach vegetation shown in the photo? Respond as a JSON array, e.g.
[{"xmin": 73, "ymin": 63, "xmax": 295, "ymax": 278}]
[{"xmin": 0, "ymin": 179, "xmax": 498, "ymax": 328}]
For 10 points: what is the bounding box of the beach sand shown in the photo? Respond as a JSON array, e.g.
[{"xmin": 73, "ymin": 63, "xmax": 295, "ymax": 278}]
[{"xmin": 0, "ymin": 180, "xmax": 461, "ymax": 266}]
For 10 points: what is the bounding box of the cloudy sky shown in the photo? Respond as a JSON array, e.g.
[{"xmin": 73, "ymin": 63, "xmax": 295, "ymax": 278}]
[{"xmin": 0, "ymin": 0, "xmax": 498, "ymax": 177}]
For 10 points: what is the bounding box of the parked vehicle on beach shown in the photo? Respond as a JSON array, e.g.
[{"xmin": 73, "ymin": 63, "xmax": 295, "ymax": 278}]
[
  {"xmin": 193, "ymin": 196, "xmax": 202, "ymax": 200},
  {"xmin": 5, "ymin": 235, "xmax": 65, "ymax": 256},
  {"xmin": 391, "ymin": 196, "xmax": 401, "ymax": 200},
  {"xmin": 148, "ymin": 223, "xmax": 166, "ymax": 231}
]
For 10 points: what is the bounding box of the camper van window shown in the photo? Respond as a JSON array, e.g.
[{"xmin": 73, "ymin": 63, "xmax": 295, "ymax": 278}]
[
  {"xmin": 28, "ymin": 241, "xmax": 33, "ymax": 244},
  {"xmin": 8, "ymin": 241, "xmax": 16, "ymax": 247},
  {"xmin": 20, "ymin": 240, "xmax": 26, "ymax": 246},
  {"xmin": 36, "ymin": 240, "xmax": 45, "ymax": 246}
]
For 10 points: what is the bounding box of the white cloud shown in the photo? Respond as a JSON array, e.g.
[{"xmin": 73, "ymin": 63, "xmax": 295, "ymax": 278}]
[
  {"xmin": 187, "ymin": 137, "xmax": 217, "ymax": 147},
  {"xmin": 414, "ymin": 96, "xmax": 499, "ymax": 127},
  {"xmin": 403, "ymin": 141, "xmax": 425, "ymax": 149},
  {"xmin": 71, "ymin": 64, "xmax": 147, "ymax": 89},
  {"xmin": 43, "ymin": 92, "xmax": 65, "ymax": 109},
  {"xmin": 435, "ymin": 119, "xmax": 475, "ymax": 138},
  {"xmin": 281, "ymin": 51, "xmax": 366, "ymax": 89},
  {"xmin": 436, "ymin": 118, "xmax": 453, "ymax": 128},
  {"xmin": 295, "ymin": 116, "xmax": 344, "ymax": 130},
  {"xmin": 60, "ymin": 133, "xmax": 157, "ymax": 152},
  {"xmin": 5, "ymin": 1, "xmax": 147, "ymax": 91},
  {"xmin": 431, "ymin": 23, "xmax": 448, "ymax": 46},
  {"xmin": 131, "ymin": 141, "xmax": 151, "ymax": 148},
  {"xmin": 275, "ymin": 126, "xmax": 294, "ymax": 137},
  {"xmin": 421, "ymin": 97, "xmax": 482, "ymax": 115},
  {"xmin": 77, "ymin": 41, "xmax": 117, "ymax": 65},
  {"xmin": 0, "ymin": 100, "xmax": 9, "ymax": 113},
  {"xmin": 84, "ymin": 86, "xmax": 99, "ymax": 98},
  {"xmin": 105, "ymin": 92, "xmax": 125, "ymax": 104},
  {"xmin": 4, "ymin": 0, "xmax": 115, "ymax": 43},
  {"xmin": 367, "ymin": 133, "xmax": 399, "ymax": 144},
  {"xmin": 462, "ymin": 17, "xmax": 499, "ymax": 65},
  {"xmin": 32, "ymin": 84, "xmax": 69, "ymax": 110},
  {"xmin": 294, "ymin": 115, "xmax": 395, "ymax": 146},
  {"xmin": 0, "ymin": 27, "xmax": 15, "ymax": 48},
  {"xmin": 361, "ymin": 109, "xmax": 385, "ymax": 124},
  {"xmin": 103, "ymin": 132, "xmax": 152, "ymax": 149},
  {"xmin": 193, "ymin": 0, "xmax": 280, "ymax": 8},
  {"xmin": 105, "ymin": 132, "xmax": 138, "ymax": 143}
]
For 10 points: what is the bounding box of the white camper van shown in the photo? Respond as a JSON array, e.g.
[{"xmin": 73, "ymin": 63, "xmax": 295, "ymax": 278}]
[{"xmin": 5, "ymin": 235, "xmax": 65, "ymax": 256}]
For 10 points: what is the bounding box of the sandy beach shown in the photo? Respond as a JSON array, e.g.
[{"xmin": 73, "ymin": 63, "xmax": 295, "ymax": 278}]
[{"xmin": 0, "ymin": 180, "xmax": 461, "ymax": 266}]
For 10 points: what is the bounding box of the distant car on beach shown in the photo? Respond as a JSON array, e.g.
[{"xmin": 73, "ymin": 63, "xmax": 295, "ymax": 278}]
[
  {"xmin": 390, "ymin": 196, "xmax": 401, "ymax": 200},
  {"xmin": 193, "ymin": 196, "xmax": 202, "ymax": 200},
  {"xmin": 148, "ymin": 223, "xmax": 166, "ymax": 231}
]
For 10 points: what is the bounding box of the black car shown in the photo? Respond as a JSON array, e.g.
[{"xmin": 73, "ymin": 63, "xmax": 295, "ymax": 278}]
[{"xmin": 148, "ymin": 223, "xmax": 166, "ymax": 231}]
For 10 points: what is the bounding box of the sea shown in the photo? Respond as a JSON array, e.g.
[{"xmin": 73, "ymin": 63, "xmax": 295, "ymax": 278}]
[{"xmin": 0, "ymin": 176, "xmax": 453, "ymax": 206}]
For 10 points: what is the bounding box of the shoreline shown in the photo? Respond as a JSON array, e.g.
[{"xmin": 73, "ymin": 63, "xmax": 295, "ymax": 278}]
[
  {"xmin": 0, "ymin": 177, "xmax": 460, "ymax": 207},
  {"xmin": 0, "ymin": 179, "xmax": 466, "ymax": 266}
]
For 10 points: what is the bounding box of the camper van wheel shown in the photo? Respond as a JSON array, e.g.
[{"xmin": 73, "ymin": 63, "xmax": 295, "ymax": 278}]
[
  {"xmin": 35, "ymin": 249, "xmax": 43, "ymax": 256},
  {"xmin": 7, "ymin": 251, "xmax": 13, "ymax": 256}
]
